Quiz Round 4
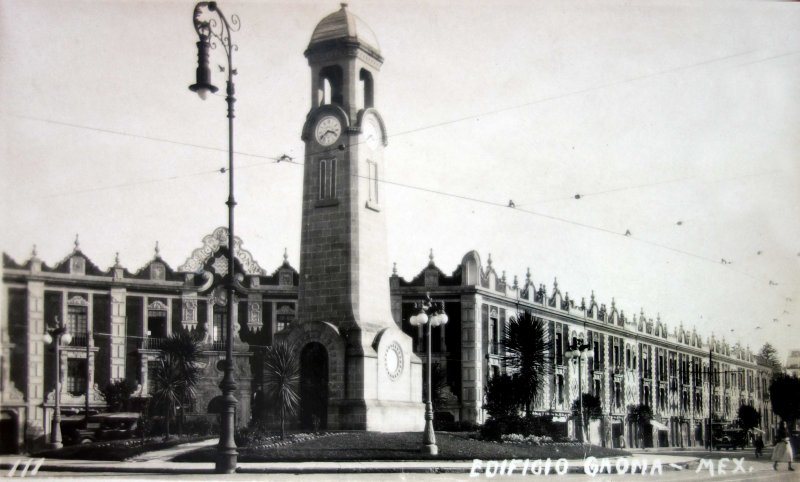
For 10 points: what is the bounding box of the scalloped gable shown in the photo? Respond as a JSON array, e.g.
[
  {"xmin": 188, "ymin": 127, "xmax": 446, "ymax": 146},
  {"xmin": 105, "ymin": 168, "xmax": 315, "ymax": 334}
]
[
  {"xmin": 397, "ymin": 262, "xmax": 461, "ymax": 287},
  {"xmin": 3, "ymin": 252, "xmax": 25, "ymax": 269},
  {"xmin": 178, "ymin": 227, "xmax": 266, "ymax": 275},
  {"xmin": 51, "ymin": 250, "xmax": 106, "ymax": 276},
  {"xmin": 130, "ymin": 257, "xmax": 181, "ymax": 281}
]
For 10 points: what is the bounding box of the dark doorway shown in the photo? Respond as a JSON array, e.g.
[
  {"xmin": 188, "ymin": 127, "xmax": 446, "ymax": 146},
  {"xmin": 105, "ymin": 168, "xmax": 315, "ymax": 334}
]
[
  {"xmin": 612, "ymin": 422, "xmax": 623, "ymax": 448},
  {"xmin": 643, "ymin": 423, "xmax": 654, "ymax": 448},
  {"xmin": 0, "ymin": 411, "xmax": 19, "ymax": 454},
  {"xmin": 300, "ymin": 343, "xmax": 328, "ymax": 430}
]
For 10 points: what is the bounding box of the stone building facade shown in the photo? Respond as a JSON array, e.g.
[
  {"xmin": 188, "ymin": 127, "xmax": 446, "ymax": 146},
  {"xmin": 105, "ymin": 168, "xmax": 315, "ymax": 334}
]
[
  {"xmin": 1, "ymin": 240, "xmax": 776, "ymax": 452},
  {"xmin": 391, "ymin": 250, "xmax": 776, "ymax": 449}
]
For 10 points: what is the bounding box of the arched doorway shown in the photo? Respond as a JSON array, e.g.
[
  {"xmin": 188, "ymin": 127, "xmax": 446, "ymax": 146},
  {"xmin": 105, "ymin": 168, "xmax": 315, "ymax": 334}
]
[
  {"xmin": 299, "ymin": 342, "xmax": 328, "ymax": 430},
  {"xmin": 0, "ymin": 411, "xmax": 19, "ymax": 454}
]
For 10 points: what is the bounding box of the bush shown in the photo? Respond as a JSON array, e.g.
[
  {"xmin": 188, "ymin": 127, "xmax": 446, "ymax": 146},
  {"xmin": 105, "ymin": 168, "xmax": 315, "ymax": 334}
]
[
  {"xmin": 182, "ymin": 416, "xmax": 218, "ymax": 436},
  {"xmin": 480, "ymin": 414, "xmax": 561, "ymax": 442},
  {"xmin": 435, "ymin": 419, "xmax": 479, "ymax": 432}
]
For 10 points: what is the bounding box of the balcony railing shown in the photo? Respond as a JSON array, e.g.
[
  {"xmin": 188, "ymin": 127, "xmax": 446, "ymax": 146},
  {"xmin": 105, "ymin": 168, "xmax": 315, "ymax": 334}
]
[
  {"xmin": 211, "ymin": 340, "xmax": 226, "ymax": 351},
  {"xmin": 489, "ymin": 341, "xmax": 501, "ymax": 356},
  {"xmin": 67, "ymin": 334, "xmax": 89, "ymax": 347},
  {"xmin": 140, "ymin": 336, "xmax": 166, "ymax": 350}
]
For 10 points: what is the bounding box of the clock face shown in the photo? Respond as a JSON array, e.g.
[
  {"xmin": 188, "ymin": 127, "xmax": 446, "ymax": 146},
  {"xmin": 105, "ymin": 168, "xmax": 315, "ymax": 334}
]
[
  {"xmin": 315, "ymin": 116, "xmax": 342, "ymax": 146},
  {"xmin": 385, "ymin": 342, "xmax": 404, "ymax": 380},
  {"xmin": 362, "ymin": 114, "xmax": 381, "ymax": 150}
]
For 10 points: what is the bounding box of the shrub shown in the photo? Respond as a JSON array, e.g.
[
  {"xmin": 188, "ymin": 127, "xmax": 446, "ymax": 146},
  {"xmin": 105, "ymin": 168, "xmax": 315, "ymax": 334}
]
[
  {"xmin": 434, "ymin": 419, "xmax": 479, "ymax": 432},
  {"xmin": 182, "ymin": 416, "xmax": 218, "ymax": 436},
  {"xmin": 480, "ymin": 414, "xmax": 561, "ymax": 441}
]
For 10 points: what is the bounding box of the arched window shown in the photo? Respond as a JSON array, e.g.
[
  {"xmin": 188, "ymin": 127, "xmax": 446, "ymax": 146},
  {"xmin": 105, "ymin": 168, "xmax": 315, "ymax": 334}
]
[
  {"xmin": 318, "ymin": 65, "xmax": 343, "ymax": 106},
  {"xmin": 359, "ymin": 69, "xmax": 374, "ymax": 109}
]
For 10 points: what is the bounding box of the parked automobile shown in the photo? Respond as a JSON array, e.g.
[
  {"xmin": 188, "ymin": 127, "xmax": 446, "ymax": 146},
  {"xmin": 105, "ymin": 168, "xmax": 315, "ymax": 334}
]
[
  {"xmin": 714, "ymin": 428, "xmax": 747, "ymax": 450},
  {"xmin": 62, "ymin": 412, "xmax": 142, "ymax": 445}
]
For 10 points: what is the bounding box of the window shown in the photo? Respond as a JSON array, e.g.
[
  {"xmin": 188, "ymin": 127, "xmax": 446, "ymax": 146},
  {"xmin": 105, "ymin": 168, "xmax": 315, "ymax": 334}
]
[
  {"xmin": 555, "ymin": 333, "xmax": 563, "ymax": 365},
  {"xmin": 626, "ymin": 347, "xmax": 631, "ymax": 369},
  {"xmin": 212, "ymin": 309, "xmax": 226, "ymax": 343},
  {"xmin": 489, "ymin": 315, "xmax": 499, "ymax": 355},
  {"xmin": 557, "ymin": 375, "xmax": 564, "ymax": 404},
  {"xmin": 614, "ymin": 382, "xmax": 622, "ymax": 408},
  {"xmin": 275, "ymin": 303, "xmax": 295, "ymax": 333},
  {"xmin": 67, "ymin": 305, "xmax": 87, "ymax": 335},
  {"xmin": 613, "ymin": 344, "xmax": 620, "ymax": 368},
  {"xmin": 318, "ymin": 158, "xmax": 337, "ymax": 200},
  {"xmin": 147, "ymin": 308, "xmax": 167, "ymax": 339},
  {"xmin": 367, "ymin": 160, "xmax": 379, "ymax": 203},
  {"xmin": 643, "ymin": 385, "xmax": 651, "ymax": 406},
  {"xmin": 593, "ymin": 341, "xmax": 600, "ymax": 369},
  {"xmin": 66, "ymin": 358, "xmax": 86, "ymax": 396},
  {"xmin": 594, "ymin": 379, "xmax": 601, "ymax": 397}
]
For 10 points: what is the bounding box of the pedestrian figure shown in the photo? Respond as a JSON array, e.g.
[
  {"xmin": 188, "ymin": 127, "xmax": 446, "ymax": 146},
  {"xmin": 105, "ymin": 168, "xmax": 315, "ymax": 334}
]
[
  {"xmin": 754, "ymin": 434, "xmax": 764, "ymax": 458},
  {"xmin": 772, "ymin": 422, "xmax": 794, "ymax": 471}
]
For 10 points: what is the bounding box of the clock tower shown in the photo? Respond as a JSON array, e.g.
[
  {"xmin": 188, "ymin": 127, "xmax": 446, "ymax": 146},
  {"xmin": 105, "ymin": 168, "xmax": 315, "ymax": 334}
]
[{"xmin": 279, "ymin": 3, "xmax": 423, "ymax": 431}]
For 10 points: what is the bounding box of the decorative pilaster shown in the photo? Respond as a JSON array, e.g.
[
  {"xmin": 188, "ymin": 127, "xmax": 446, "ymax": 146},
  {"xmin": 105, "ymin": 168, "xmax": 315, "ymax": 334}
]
[
  {"xmin": 26, "ymin": 281, "xmax": 46, "ymax": 445},
  {"xmin": 459, "ymin": 295, "xmax": 483, "ymax": 424},
  {"xmin": 109, "ymin": 288, "xmax": 127, "ymax": 381}
]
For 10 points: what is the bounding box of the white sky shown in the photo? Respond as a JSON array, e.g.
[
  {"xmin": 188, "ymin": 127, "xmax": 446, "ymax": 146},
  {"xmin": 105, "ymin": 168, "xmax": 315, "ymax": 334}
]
[{"xmin": 1, "ymin": 0, "xmax": 799, "ymax": 360}]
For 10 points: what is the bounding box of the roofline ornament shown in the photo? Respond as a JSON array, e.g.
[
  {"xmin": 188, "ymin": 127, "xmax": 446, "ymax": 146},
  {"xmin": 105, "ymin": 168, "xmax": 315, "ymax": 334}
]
[{"xmin": 178, "ymin": 226, "xmax": 265, "ymax": 275}]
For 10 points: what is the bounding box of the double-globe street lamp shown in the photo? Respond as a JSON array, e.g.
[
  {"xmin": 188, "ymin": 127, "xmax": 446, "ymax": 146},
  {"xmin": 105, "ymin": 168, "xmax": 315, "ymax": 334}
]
[
  {"xmin": 565, "ymin": 337, "xmax": 591, "ymax": 443},
  {"xmin": 409, "ymin": 293, "xmax": 449, "ymax": 455},
  {"xmin": 188, "ymin": 1, "xmax": 242, "ymax": 474},
  {"xmin": 44, "ymin": 317, "xmax": 73, "ymax": 450}
]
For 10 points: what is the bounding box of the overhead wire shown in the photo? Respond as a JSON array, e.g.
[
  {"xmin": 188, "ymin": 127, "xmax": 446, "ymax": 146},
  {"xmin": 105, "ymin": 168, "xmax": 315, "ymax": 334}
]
[{"xmin": 3, "ymin": 47, "xmax": 797, "ymax": 297}]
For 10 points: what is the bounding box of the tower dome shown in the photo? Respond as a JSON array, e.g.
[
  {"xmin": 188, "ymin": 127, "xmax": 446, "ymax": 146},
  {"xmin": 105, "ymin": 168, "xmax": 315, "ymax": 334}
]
[{"xmin": 308, "ymin": 3, "xmax": 381, "ymax": 57}]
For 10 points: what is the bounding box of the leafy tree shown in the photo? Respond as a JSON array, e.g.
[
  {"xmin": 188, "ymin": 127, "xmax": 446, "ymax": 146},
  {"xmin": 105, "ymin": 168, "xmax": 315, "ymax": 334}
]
[
  {"xmin": 758, "ymin": 343, "xmax": 783, "ymax": 375},
  {"xmin": 263, "ymin": 341, "xmax": 300, "ymax": 439},
  {"xmin": 502, "ymin": 311, "xmax": 550, "ymax": 416},
  {"xmin": 736, "ymin": 404, "xmax": 760, "ymax": 433},
  {"xmin": 627, "ymin": 404, "xmax": 653, "ymax": 448},
  {"xmin": 769, "ymin": 373, "xmax": 800, "ymax": 429},
  {"xmin": 483, "ymin": 374, "xmax": 519, "ymax": 418},
  {"xmin": 572, "ymin": 393, "xmax": 602, "ymax": 441},
  {"xmin": 151, "ymin": 331, "xmax": 201, "ymax": 439},
  {"xmin": 100, "ymin": 379, "xmax": 137, "ymax": 412}
]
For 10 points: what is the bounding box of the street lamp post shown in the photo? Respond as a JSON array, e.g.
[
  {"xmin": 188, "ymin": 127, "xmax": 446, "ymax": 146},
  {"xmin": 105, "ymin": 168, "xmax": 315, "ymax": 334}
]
[
  {"xmin": 44, "ymin": 317, "xmax": 72, "ymax": 450},
  {"xmin": 565, "ymin": 337, "xmax": 591, "ymax": 443},
  {"xmin": 188, "ymin": 1, "xmax": 241, "ymax": 474},
  {"xmin": 409, "ymin": 293, "xmax": 448, "ymax": 455}
]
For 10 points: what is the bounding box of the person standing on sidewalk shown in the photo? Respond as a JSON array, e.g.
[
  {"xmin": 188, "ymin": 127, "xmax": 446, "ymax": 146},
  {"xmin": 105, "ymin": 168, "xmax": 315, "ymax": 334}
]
[
  {"xmin": 772, "ymin": 422, "xmax": 795, "ymax": 471},
  {"xmin": 754, "ymin": 434, "xmax": 764, "ymax": 458}
]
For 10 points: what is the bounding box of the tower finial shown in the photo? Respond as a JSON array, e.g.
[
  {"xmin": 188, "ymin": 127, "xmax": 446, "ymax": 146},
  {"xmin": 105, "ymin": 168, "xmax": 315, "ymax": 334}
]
[
  {"xmin": 73, "ymin": 234, "xmax": 80, "ymax": 251},
  {"xmin": 283, "ymin": 247, "xmax": 289, "ymax": 265},
  {"xmin": 31, "ymin": 244, "xmax": 38, "ymax": 258},
  {"xmin": 428, "ymin": 248, "xmax": 434, "ymax": 266},
  {"xmin": 340, "ymin": 2, "xmax": 348, "ymax": 9},
  {"xmin": 392, "ymin": 262, "xmax": 397, "ymax": 276},
  {"xmin": 526, "ymin": 267, "xmax": 531, "ymax": 281},
  {"xmin": 154, "ymin": 241, "xmax": 160, "ymax": 257},
  {"xmin": 487, "ymin": 253, "xmax": 492, "ymax": 268},
  {"xmin": 501, "ymin": 270, "xmax": 506, "ymax": 283},
  {"xmin": 553, "ymin": 277, "xmax": 558, "ymax": 291},
  {"xmin": 114, "ymin": 252, "xmax": 121, "ymax": 268},
  {"xmin": 513, "ymin": 275, "xmax": 518, "ymax": 290}
]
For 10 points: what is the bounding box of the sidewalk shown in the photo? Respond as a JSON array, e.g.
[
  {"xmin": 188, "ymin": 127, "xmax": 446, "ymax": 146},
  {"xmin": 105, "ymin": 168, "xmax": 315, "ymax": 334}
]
[{"xmin": 0, "ymin": 452, "xmax": 699, "ymax": 475}]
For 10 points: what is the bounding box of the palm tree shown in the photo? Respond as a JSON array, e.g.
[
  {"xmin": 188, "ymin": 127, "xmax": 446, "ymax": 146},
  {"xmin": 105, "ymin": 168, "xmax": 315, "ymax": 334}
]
[
  {"xmin": 151, "ymin": 331, "xmax": 201, "ymax": 439},
  {"xmin": 263, "ymin": 341, "xmax": 300, "ymax": 439},
  {"xmin": 502, "ymin": 311, "xmax": 551, "ymax": 416}
]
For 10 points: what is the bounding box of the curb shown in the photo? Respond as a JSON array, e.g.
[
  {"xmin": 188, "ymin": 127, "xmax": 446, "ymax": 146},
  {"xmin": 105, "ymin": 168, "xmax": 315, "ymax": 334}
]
[{"xmin": 1, "ymin": 458, "xmax": 699, "ymax": 475}]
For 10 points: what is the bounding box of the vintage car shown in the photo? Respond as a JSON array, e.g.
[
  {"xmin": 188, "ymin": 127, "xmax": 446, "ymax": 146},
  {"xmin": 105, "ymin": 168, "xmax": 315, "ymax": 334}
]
[
  {"xmin": 62, "ymin": 412, "xmax": 142, "ymax": 444},
  {"xmin": 713, "ymin": 428, "xmax": 748, "ymax": 450}
]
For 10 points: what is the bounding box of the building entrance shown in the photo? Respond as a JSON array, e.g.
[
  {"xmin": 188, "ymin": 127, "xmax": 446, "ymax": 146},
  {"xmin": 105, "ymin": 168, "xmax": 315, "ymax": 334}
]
[{"xmin": 299, "ymin": 342, "xmax": 328, "ymax": 430}]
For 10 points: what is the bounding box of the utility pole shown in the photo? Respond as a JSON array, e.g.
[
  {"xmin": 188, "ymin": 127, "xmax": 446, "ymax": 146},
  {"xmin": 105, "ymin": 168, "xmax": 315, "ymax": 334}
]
[{"xmin": 708, "ymin": 347, "xmax": 713, "ymax": 452}]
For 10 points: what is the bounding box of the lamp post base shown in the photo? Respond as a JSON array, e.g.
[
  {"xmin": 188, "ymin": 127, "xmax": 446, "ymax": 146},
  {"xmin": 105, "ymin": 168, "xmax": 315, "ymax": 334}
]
[
  {"xmin": 421, "ymin": 443, "xmax": 439, "ymax": 455},
  {"xmin": 215, "ymin": 449, "xmax": 238, "ymax": 474},
  {"xmin": 49, "ymin": 419, "xmax": 63, "ymax": 451}
]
